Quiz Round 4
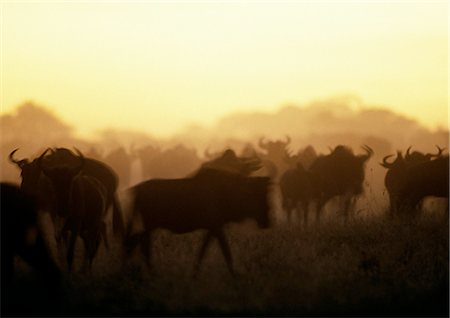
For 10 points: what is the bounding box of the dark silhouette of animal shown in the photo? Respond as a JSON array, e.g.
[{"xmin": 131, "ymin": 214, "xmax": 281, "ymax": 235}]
[
  {"xmin": 39, "ymin": 149, "xmax": 110, "ymax": 272},
  {"xmin": 258, "ymin": 136, "xmax": 292, "ymax": 179},
  {"xmin": 381, "ymin": 146, "xmax": 447, "ymax": 215},
  {"xmin": 9, "ymin": 148, "xmax": 125, "ymax": 238},
  {"xmin": 284, "ymin": 145, "xmax": 318, "ymax": 170},
  {"xmin": 125, "ymin": 168, "xmax": 271, "ymax": 277},
  {"xmin": 279, "ymin": 163, "xmax": 317, "ymax": 225},
  {"xmin": 396, "ymin": 156, "xmax": 449, "ymax": 214},
  {"xmin": 309, "ymin": 145, "xmax": 374, "ymax": 222},
  {"xmin": 1, "ymin": 182, "xmax": 62, "ymax": 315},
  {"xmin": 9, "ymin": 148, "xmax": 56, "ymax": 216}
]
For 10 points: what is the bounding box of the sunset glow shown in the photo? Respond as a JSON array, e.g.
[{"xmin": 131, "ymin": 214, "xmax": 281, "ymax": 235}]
[{"xmin": 2, "ymin": 1, "xmax": 448, "ymax": 138}]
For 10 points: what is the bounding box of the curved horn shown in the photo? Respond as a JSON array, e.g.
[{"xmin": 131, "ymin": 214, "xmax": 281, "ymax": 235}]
[
  {"xmin": 380, "ymin": 154, "xmax": 396, "ymax": 168},
  {"xmin": 406, "ymin": 146, "xmax": 412, "ymax": 156},
  {"xmin": 37, "ymin": 148, "xmax": 52, "ymax": 175},
  {"xmin": 258, "ymin": 137, "xmax": 268, "ymax": 149},
  {"xmin": 428, "ymin": 145, "xmax": 445, "ymax": 158},
  {"xmin": 39, "ymin": 148, "xmax": 52, "ymax": 160},
  {"xmin": 361, "ymin": 144, "xmax": 374, "ymax": 159},
  {"xmin": 406, "ymin": 146, "xmax": 413, "ymax": 158},
  {"xmin": 9, "ymin": 148, "xmax": 28, "ymax": 168},
  {"xmin": 9, "ymin": 148, "xmax": 20, "ymax": 164}
]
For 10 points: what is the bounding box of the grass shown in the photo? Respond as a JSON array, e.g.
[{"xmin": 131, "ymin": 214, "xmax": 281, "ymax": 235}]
[{"xmin": 4, "ymin": 209, "xmax": 449, "ymax": 317}]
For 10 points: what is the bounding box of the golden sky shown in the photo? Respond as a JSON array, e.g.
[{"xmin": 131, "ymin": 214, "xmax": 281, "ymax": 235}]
[{"xmin": 1, "ymin": 1, "xmax": 448, "ymax": 138}]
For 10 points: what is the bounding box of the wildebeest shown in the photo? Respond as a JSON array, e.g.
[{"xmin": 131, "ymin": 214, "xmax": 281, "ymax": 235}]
[
  {"xmin": 39, "ymin": 149, "xmax": 110, "ymax": 272},
  {"xmin": 9, "ymin": 147, "xmax": 125, "ymax": 238},
  {"xmin": 279, "ymin": 162, "xmax": 317, "ymax": 225},
  {"xmin": 309, "ymin": 145, "xmax": 374, "ymax": 222},
  {"xmin": 284, "ymin": 145, "xmax": 318, "ymax": 170},
  {"xmin": 381, "ymin": 146, "xmax": 447, "ymax": 215},
  {"xmin": 9, "ymin": 148, "xmax": 56, "ymax": 212},
  {"xmin": 1, "ymin": 182, "xmax": 62, "ymax": 314},
  {"xmin": 258, "ymin": 136, "xmax": 293, "ymax": 179},
  {"xmin": 125, "ymin": 168, "xmax": 271, "ymax": 277}
]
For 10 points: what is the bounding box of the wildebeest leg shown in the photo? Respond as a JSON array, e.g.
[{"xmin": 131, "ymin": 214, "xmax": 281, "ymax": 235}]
[
  {"xmin": 55, "ymin": 216, "xmax": 67, "ymax": 250},
  {"xmin": 342, "ymin": 194, "xmax": 356, "ymax": 223},
  {"xmin": 282, "ymin": 198, "xmax": 293, "ymax": 223},
  {"xmin": 66, "ymin": 230, "xmax": 78, "ymax": 273},
  {"xmin": 301, "ymin": 201, "xmax": 309, "ymax": 228},
  {"xmin": 101, "ymin": 221, "xmax": 109, "ymax": 250},
  {"xmin": 315, "ymin": 198, "xmax": 325, "ymax": 225},
  {"xmin": 389, "ymin": 193, "xmax": 398, "ymax": 217},
  {"xmin": 215, "ymin": 229, "xmax": 235, "ymax": 277},
  {"xmin": 80, "ymin": 246, "xmax": 90, "ymax": 275},
  {"xmin": 193, "ymin": 231, "xmax": 213, "ymax": 278},
  {"xmin": 140, "ymin": 231, "xmax": 152, "ymax": 268}
]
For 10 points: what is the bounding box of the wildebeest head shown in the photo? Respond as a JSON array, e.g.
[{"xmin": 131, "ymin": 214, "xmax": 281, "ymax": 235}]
[
  {"xmin": 357, "ymin": 145, "xmax": 374, "ymax": 162},
  {"xmin": 9, "ymin": 148, "xmax": 51, "ymax": 194},
  {"xmin": 258, "ymin": 136, "xmax": 292, "ymax": 157},
  {"xmin": 310, "ymin": 144, "xmax": 373, "ymax": 199},
  {"xmin": 380, "ymin": 151, "xmax": 405, "ymax": 170},
  {"xmin": 405, "ymin": 145, "xmax": 445, "ymax": 163},
  {"xmin": 351, "ymin": 145, "xmax": 374, "ymax": 194}
]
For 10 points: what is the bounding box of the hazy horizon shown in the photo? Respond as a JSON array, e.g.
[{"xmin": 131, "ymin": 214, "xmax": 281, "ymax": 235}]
[{"xmin": 2, "ymin": 94, "xmax": 448, "ymax": 141}]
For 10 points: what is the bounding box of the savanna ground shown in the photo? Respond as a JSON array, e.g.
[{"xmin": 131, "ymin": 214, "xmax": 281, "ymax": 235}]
[{"xmin": 4, "ymin": 193, "xmax": 449, "ymax": 318}]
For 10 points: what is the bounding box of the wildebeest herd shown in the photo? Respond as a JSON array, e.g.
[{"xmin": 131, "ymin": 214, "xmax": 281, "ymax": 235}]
[{"xmin": 1, "ymin": 139, "xmax": 448, "ymax": 315}]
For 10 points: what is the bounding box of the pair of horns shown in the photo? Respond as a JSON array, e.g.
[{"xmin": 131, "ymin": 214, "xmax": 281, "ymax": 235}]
[
  {"xmin": 406, "ymin": 145, "xmax": 445, "ymax": 159},
  {"xmin": 259, "ymin": 135, "xmax": 291, "ymax": 149}
]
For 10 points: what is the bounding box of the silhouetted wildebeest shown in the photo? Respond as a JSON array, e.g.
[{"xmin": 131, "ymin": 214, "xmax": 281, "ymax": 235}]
[
  {"xmin": 381, "ymin": 146, "xmax": 447, "ymax": 215},
  {"xmin": 39, "ymin": 149, "xmax": 110, "ymax": 272},
  {"xmin": 258, "ymin": 136, "xmax": 293, "ymax": 179},
  {"xmin": 280, "ymin": 162, "xmax": 317, "ymax": 225},
  {"xmin": 309, "ymin": 145, "xmax": 374, "ymax": 222},
  {"xmin": 9, "ymin": 148, "xmax": 56, "ymax": 215},
  {"xmin": 125, "ymin": 168, "xmax": 271, "ymax": 277},
  {"xmin": 10, "ymin": 147, "xmax": 125, "ymax": 238},
  {"xmin": 1, "ymin": 182, "xmax": 62, "ymax": 314},
  {"xmin": 284, "ymin": 145, "xmax": 318, "ymax": 170}
]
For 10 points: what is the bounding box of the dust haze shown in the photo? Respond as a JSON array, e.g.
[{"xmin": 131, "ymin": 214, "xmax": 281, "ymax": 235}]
[{"xmin": 1, "ymin": 97, "xmax": 448, "ymax": 316}]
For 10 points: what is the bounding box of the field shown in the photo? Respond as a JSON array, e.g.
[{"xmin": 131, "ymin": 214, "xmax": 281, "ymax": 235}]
[{"xmin": 6, "ymin": 202, "xmax": 449, "ymax": 317}]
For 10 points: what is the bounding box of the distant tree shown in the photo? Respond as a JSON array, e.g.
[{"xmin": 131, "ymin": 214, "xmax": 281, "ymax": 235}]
[{"xmin": 0, "ymin": 102, "xmax": 73, "ymax": 145}]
